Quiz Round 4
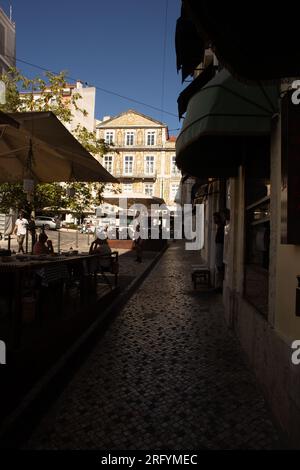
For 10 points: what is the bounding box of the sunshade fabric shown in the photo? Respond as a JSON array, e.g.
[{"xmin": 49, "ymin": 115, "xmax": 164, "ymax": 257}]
[
  {"xmin": 177, "ymin": 62, "xmax": 216, "ymax": 119},
  {"xmin": 0, "ymin": 111, "xmax": 19, "ymax": 128},
  {"xmin": 176, "ymin": 69, "xmax": 279, "ymax": 177},
  {"xmin": 0, "ymin": 112, "xmax": 116, "ymax": 183},
  {"xmin": 183, "ymin": 0, "xmax": 300, "ymax": 80},
  {"xmin": 175, "ymin": 7, "xmax": 205, "ymax": 83}
]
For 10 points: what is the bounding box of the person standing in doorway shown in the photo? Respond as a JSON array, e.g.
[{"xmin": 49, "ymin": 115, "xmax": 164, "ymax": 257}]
[{"xmin": 13, "ymin": 211, "xmax": 28, "ymax": 253}]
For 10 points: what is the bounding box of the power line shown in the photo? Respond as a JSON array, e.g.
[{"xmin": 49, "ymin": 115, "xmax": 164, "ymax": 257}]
[
  {"xmin": 160, "ymin": 0, "xmax": 169, "ymax": 122},
  {"xmin": 3, "ymin": 53, "xmax": 178, "ymax": 118}
]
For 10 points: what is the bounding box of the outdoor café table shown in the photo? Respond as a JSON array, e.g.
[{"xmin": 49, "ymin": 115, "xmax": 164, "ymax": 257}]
[{"xmin": 0, "ymin": 253, "xmax": 100, "ymax": 349}]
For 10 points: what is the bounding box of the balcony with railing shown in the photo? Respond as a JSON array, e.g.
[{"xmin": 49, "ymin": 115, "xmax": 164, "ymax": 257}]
[{"xmin": 114, "ymin": 170, "xmax": 157, "ymax": 181}]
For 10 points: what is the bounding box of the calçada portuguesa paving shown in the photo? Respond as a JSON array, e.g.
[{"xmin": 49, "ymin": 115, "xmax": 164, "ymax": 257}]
[{"xmin": 25, "ymin": 242, "xmax": 282, "ymax": 450}]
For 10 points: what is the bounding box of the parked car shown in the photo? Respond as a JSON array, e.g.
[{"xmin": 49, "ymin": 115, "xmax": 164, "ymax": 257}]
[{"xmin": 35, "ymin": 216, "xmax": 61, "ymax": 230}]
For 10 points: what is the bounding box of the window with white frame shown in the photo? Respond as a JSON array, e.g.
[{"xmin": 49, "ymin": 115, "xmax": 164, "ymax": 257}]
[
  {"xmin": 171, "ymin": 155, "xmax": 180, "ymax": 175},
  {"xmin": 145, "ymin": 156, "xmax": 155, "ymax": 174},
  {"xmin": 123, "ymin": 183, "xmax": 133, "ymax": 193},
  {"xmin": 125, "ymin": 131, "xmax": 134, "ymax": 146},
  {"xmin": 124, "ymin": 156, "xmax": 133, "ymax": 175},
  {"xmin": 170, "ymin": 183, "xmax": 179, "ymax": 200},
  {"xmin": 146, "ymin": 130, "xmax": 156, "ymax": 146},
  {"xmin": 103, "ymin": 155, "xmax": 113, "ymax": 173},
  {"xmin": 144, "ymin": 183, "xmax": 154, "ymax": 196},
  {"xmin": 105, "ymin": 131, "xmax": 114, "ymax": 144}
]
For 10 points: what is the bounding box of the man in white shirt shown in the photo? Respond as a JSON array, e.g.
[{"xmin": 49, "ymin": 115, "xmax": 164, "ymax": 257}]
[{"xmin": 13, "ymin": 211, "xmax": 28, "ymax": 253}]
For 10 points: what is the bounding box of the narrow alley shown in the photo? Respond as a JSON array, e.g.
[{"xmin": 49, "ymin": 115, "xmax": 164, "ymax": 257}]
[{"xmin": 24, "ymin": 242, "xmax": 282, "ymax": 450}]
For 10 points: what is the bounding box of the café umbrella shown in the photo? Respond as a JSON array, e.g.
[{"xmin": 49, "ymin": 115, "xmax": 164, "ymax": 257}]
[{"xmin": 0, "ymin": 111, "xmax": 116, "ymax": 183}]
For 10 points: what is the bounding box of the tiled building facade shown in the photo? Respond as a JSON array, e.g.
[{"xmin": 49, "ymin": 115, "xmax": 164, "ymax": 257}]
[
  {"xmin": 96, "ymin": 110, "xmax": 180, "ymax": 209},
  {"xmin": 0, "ymin": 6, "xmax": 15, "ymax": 74}
]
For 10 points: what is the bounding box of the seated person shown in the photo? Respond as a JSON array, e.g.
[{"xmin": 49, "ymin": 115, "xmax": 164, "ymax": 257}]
[
  {"xmin": 33, "ymin": 232, "xmax": 54, "ymax": 255},
  {"xmin": 89, "ymin": 237, "xmax": 111, "ymax": 255},
  {"xmin": 89, "ymin": 237, "xmax": 112, "ymax": 269}
]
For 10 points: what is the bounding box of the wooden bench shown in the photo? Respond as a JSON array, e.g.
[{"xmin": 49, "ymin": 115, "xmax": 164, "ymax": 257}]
[{"xmin": 191, "ymin": 266, "xmax": 210, "ymax": 289}]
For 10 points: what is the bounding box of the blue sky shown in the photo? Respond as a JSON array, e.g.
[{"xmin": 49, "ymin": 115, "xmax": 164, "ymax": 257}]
[{"xmin": 2, "ymin": 0, "xmax": 184, "ymax": 135}]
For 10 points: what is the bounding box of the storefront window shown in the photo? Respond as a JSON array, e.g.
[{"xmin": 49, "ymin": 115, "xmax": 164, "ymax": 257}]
[{"xmin": 244, "ymin": 176, "xmax": 270, "ymax": 317}]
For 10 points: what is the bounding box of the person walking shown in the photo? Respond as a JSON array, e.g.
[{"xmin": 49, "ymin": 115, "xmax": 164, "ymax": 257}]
[
  {"xmin": 13, "ymin": 211, "xmax": 28, "ymax": 253},
  {"xmin": 133, "ymin": 223, "xmax": 143, "ymax": 263},
  {"xmin": 28, "ymin": 215, "xmax": 37, "ymax": 253}
]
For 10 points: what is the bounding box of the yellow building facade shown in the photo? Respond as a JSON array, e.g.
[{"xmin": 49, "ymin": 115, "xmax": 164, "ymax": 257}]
[{"xmin": 96, "ymin": 110, "xmax": 180, "ymax": 208}]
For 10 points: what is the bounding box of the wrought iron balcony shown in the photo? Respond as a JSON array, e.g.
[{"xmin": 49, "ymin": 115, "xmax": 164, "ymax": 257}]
[{"xmin": 114, "ymin": 170, "xmax": 157, "ymax": 181}]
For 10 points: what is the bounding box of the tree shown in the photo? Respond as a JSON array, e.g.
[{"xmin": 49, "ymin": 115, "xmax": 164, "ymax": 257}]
[
  {"xmin": 66, "ymin": 182, "xmax": 106, "ymax": 222},
  {"xmin": 0, "ymin": 68, "xmax": 113, "ymax": 215},
  {"xmin": 73, "ymin": 124, "xmax": 111, "ymax": 162},
  {"xmin": 0, "ymin": 68, "xmax": 84, "ymax": 122}
]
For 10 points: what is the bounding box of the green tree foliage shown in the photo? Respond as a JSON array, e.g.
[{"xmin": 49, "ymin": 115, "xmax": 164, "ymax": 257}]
[
  {"xmin": 0, "ymin": 68, "xmax": 84, "ymax": 122},
  {"xmin": 0, "ymin": 68, "xmax": 112, "ymax": 215},
  {"xmin": 73, "ymin": 124, "xmax": 111, "ymax": 161},
  {"xmin": 66, "ymin": 182, "xmax": 106, "ymax": 220}
]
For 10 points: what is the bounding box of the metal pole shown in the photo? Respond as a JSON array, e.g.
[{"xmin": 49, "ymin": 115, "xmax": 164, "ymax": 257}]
[
  {"xmin": 57, "ymin": 230, "xmax": 61, "ymax": 253},
  {"xmin": 76, "ymin": 229, "xmax": 78, "ymax": 248},
  {"xmin": 25, "ymin": 229, "xmax": 28, "ymax": 254}
]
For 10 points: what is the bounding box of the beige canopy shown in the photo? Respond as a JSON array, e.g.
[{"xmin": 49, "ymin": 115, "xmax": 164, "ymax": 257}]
[{"xmin": 0, "ymin": 111, "xmax": 116, "ymax": 183}]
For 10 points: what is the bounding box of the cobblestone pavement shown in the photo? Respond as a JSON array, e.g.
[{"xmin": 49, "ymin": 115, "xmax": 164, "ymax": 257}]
[{"xmin": 25, "ymin": 242, "xmax": 282, "ymax": 450}]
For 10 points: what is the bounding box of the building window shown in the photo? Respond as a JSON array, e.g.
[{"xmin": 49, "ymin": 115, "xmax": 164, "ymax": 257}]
[
  {"xmin": 170, "ymin": 183, "xmax": 179, "ymax": 200},
  {"xmin": 62, "ymin": 88, "xmax": 71, "ymax": 96},
  {"xmin": 144, "ymin": 183, "xmax": 154, "ymax": 196},
  {"xmin": 105, "ymin": 131, "xmax": 114, "ymax": 144},
  {"xmin": 124, "ymin": 156, "xmax": 133, "ymax": 175},
  {"xmin": 125, "ymin": 131, "xmax": 134, "ymax": 146},
  {"xmin": 146, "ymin": 131, "xmax": 156, "ymax": 146},
  {"xmin": 171, "ymin": 156, "xmax": 180, "ymax": 175},
  {"xmin": 123, "ymin": 183, "xmax": 133, "ymax": 193},
  {"xmin": 103, "ymin": 155, "xmax": 113, "ymax": 173},
  {"xmin": 145, "ymin": 156, "xmax": 155, "ymax": 174},
  {"xmin": 244, "ymin": 172, "xmax": 271, "ymax": 318}
]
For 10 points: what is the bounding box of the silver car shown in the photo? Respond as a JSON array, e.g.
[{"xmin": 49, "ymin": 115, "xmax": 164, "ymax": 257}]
[{"xmin": 35, "ymin": 216, "xmax": 61, "ymax": 230}]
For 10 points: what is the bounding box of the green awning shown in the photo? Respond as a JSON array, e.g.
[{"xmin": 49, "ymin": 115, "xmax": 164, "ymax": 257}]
[{"xmin": 176, "ymin": 69, "xmax": 279, "ymax": 177}]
